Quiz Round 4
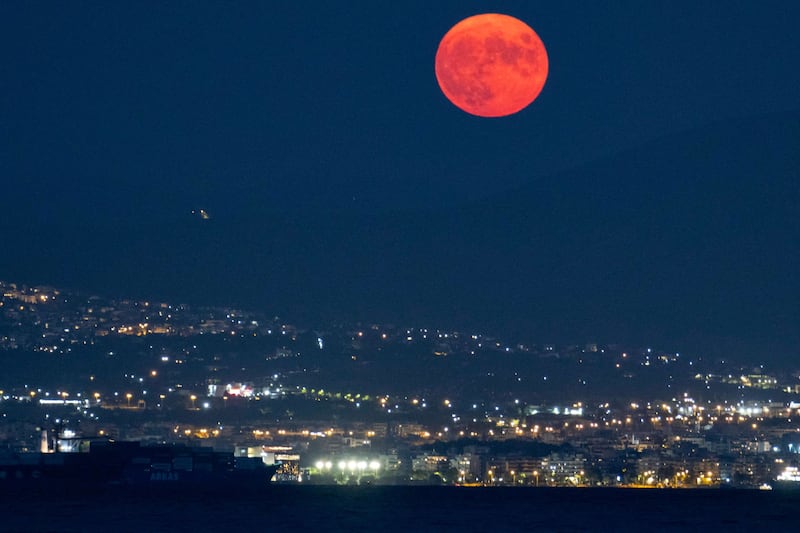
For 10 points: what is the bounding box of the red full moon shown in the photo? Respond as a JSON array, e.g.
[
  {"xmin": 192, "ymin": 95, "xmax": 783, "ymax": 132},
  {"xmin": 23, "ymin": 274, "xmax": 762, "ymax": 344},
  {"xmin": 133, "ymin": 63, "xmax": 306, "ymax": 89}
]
[{"xmin": 435, "ymin": 13, "xmax": 548, "ymax": 118}]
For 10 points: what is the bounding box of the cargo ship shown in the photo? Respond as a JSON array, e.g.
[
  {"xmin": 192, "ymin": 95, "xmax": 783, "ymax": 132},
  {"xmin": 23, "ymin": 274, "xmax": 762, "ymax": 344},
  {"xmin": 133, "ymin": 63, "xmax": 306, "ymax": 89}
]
[{"xmin": 0, "ymin": 439, "xmax": 278, "ymax": 490}]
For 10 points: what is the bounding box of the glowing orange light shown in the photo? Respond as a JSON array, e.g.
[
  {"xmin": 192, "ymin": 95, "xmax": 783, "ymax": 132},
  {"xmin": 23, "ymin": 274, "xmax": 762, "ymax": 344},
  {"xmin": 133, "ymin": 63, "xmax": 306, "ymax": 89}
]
[{"xmin": 435, "ymin": 13, "xmax": 548, "ymax": 117}]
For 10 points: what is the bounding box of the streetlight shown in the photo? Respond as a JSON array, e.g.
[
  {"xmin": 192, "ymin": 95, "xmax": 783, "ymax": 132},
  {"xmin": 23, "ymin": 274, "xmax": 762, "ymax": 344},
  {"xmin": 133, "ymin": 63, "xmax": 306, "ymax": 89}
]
[
  {"xmin": 190, "ymin": 394, "xmax": 197, "ymax": 409},
  {"xmin": 126, "ymin": 393, "xmax": 132, "ymax": 407},
  {"xmin": 533, "ymin": 470, "xmax": 539, "ymax": 487}
]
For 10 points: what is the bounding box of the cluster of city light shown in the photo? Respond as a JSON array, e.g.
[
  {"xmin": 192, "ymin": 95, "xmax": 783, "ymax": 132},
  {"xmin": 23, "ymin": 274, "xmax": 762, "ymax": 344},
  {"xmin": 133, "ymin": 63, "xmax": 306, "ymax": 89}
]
[
  {"xmin": 314, "ymin": 459, "xmax": 380, "ymax": 472},
  {"xmin": 777, "ymin": 466, "xmax": 800, "ymax": 482},
  {"xmin": 170, "ymin": 426, "xmax": 221, "ymax": 438}
]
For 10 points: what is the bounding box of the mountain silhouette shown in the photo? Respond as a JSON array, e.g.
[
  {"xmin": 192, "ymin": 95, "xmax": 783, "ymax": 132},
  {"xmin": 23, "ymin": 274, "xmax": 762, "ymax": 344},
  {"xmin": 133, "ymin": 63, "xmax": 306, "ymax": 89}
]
[{"xmin": 2, "ymin": 111, "xmax": 798, "ymax": 362}]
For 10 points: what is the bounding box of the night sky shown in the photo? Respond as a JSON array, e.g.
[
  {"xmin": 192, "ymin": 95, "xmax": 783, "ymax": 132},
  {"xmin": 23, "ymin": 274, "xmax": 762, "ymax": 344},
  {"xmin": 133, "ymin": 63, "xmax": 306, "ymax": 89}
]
[{"xmin": 2, "ymin": 2, "xmax": 798, "ymax": 361}]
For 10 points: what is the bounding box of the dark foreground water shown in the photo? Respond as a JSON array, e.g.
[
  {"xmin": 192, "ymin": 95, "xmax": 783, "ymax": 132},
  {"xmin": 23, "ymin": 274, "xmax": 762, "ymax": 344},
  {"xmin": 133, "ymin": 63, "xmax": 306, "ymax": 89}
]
[{"xmin": 0, "ymin": 486, "xmax": 797, "ymax": 532}]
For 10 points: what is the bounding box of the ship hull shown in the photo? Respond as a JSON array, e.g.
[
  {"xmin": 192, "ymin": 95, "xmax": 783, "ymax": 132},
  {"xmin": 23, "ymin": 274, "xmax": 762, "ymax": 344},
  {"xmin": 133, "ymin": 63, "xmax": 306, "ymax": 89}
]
[{"xmin": 0, "ymin": 442, "xmax": 277, "ymax": 490}]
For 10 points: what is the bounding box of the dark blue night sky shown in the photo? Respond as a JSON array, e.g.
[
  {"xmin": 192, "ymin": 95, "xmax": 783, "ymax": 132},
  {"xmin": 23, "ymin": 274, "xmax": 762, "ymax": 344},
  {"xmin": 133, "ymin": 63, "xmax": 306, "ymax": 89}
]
[{"xmin": 2, "ymin": 2, "xmax": 798, "ymax": 361}]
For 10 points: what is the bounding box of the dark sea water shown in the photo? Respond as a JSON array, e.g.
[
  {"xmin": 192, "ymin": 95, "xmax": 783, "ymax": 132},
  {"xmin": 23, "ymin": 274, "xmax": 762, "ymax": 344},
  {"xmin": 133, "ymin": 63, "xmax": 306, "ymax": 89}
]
[{"xmin": 0, "ymin": 486, "xmax": 797, "ymax": 532}]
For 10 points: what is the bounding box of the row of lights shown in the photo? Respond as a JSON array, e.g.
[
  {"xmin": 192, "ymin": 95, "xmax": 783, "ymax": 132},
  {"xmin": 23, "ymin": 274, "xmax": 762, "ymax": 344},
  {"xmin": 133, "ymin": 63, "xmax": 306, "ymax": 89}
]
[{"xmin": 315, "ymin": 459, "xmax": 381, "ymax": 472}]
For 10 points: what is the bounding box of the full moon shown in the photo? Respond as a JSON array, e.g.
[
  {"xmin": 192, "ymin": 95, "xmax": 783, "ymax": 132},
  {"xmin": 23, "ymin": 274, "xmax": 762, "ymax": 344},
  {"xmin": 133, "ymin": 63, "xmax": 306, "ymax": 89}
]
[{"xmin": 435, "ymin": 13, "xmax": 548, "ymax": 118}]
